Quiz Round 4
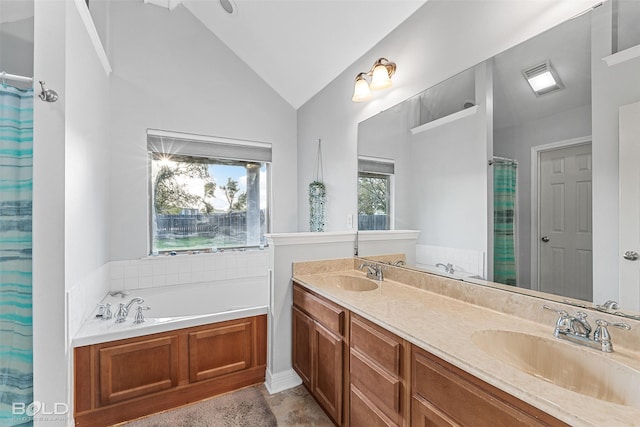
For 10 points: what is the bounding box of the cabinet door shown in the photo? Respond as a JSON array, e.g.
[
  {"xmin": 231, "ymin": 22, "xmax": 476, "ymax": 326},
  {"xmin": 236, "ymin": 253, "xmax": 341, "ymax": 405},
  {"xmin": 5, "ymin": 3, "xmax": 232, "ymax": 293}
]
[
  {"xmin": 292, "ymin": 306, "xmax": 314, "ymax": 388},
  {"xmin": 188, "ymin": 319, "xmax": 253, "ymax": 382},
  {"xmin": 99, "ymin": 335, "xmax": 179, "ymax": 405},
  {"xmin": 411, "ymin": 396, "xmax": 458, "ymax": 427},
  {"xmin": 313, "ymin": 321, "xmax": 343, "ymax": 425}
]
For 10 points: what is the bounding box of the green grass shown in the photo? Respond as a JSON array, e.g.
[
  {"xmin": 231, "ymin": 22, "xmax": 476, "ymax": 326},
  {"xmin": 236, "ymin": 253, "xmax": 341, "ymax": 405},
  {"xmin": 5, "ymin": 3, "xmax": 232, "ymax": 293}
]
[{"xmin": 155, "ymin": 235, "xmax": 246, "ymax": 251}]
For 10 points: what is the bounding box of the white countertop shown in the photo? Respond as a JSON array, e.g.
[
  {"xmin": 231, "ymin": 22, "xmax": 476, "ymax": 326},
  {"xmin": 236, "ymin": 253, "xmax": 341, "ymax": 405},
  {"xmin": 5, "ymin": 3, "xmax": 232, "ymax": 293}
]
[{"xmin": 293, "ymin": 268, "xmax": 640, "ymax": 427}]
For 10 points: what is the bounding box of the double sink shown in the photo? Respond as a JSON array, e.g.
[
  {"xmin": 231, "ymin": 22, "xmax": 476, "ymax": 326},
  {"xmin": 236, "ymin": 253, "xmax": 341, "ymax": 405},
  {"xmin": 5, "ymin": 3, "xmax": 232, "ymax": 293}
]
[{"xmin": 310, "ymin": 271, "xmax": 640, "ymax": 411}]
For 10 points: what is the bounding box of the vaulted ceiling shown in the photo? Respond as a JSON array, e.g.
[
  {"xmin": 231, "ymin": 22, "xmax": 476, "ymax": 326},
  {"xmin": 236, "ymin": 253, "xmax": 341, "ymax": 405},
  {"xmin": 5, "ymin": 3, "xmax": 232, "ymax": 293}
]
[{"xmin": 151, "ymin": 0, "xmax": 428, "ymax": 109}]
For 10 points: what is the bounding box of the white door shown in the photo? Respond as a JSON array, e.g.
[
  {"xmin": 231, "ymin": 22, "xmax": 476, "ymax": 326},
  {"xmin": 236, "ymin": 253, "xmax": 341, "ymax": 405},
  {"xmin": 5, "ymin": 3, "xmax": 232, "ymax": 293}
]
[
  {"xmin": 539, "ymin": 143, "xmax": 592, "ymax": 300},
  {"xmin": 619, "ymin": 101, "xmax": 640, "ymax": 312}
]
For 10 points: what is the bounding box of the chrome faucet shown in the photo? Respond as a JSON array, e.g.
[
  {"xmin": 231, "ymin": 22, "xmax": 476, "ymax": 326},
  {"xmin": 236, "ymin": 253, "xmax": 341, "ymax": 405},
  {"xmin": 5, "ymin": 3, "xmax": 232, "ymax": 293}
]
[
  {"xmin": 358, "ymin": 262, "xmax": 385, "ymax": 281},
  {"xmin": 595, "ymin": 299, "xmax": 619, "ymax": 312},
  {"xmin": 96, "ymin": 303, "xmax": 113, "ymax": 319},
  {"xmin": 436, "ymin": 262, "xmax": 455, "ymax": 274},
  {"xmin": 133, "ymin": 306, "xmax": 151, "ymax": 324},
  {"xmin": 543, "ymin": 305, "xmax": 631, "ymax": 352},
  {"xmin": 114, "ymin": 297, "xmax": 145, "ymax": 323}
]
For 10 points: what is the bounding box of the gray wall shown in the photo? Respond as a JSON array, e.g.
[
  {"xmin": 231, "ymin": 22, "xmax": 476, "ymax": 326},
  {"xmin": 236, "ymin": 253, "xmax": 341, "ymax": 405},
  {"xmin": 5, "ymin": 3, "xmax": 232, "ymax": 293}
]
[{"xmin": 0, "ymin": 15, "xmax": 33, "ymax": 85}]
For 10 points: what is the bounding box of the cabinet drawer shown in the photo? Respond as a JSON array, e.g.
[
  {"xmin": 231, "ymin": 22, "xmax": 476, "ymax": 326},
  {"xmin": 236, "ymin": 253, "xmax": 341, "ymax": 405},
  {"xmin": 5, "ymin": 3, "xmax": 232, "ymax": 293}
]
[
  {"xmin": 350, "ymin": 348, "xmax": 400, "ymax": 422},
  {"xmin": 350, "ymin": 384, "xmax": 396, "ymax": 427},
  {"xmin": 293, "ymin": 284, "xmax": 345, "ymax": 336},
  {"xmin": 412, "ymin": 347, "xmax": 567, "ymax": 427},
  {"xmin": 351, "ymin": 314, "xmax": 402, "ymax": 376}
]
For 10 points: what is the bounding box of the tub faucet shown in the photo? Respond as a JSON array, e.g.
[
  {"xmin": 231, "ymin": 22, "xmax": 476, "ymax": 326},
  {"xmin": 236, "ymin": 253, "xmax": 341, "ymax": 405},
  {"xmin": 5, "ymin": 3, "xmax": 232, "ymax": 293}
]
[
  {"xmin": 114, "ymin": 297, "xmax": 144, "ymax": 323},
  {"xmin": 109, "ymin": 290, "xmax": 129, "ymax": 298},
  {"xmin": 134, "ymin": 306, "xmax": 151, "ymax": 324},
  {"xmin": 436, "ymin": 263, "xmax": 455, "ymax": 274}
]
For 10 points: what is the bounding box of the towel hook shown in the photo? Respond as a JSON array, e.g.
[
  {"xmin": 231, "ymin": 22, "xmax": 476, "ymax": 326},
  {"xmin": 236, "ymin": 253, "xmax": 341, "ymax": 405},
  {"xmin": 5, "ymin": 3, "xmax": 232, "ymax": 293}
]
[{"xmin": 38, "ymin": 81, "xmax": 59, "ymax": 103}]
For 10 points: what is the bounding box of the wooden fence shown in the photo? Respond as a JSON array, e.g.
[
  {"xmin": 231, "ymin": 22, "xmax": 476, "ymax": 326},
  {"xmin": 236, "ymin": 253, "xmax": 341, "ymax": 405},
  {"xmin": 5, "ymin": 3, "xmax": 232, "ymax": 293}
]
[
  {"xmin": 358, "ymin": 214, "xmax": 389, "ymax": 230},
  {"xmin": 155, "ymin": 211, "xmax": 265, "ymax": 238}
]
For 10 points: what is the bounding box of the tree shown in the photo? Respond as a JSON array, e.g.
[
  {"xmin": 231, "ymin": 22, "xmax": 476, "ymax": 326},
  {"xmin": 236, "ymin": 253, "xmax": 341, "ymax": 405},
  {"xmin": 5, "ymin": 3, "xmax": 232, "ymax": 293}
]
[
  {"xmin": 153, "ymin": 161, "xmax": 215, "ymax": 214},
  {"xmin": 221, "ymin": 178, "xmax": 242, "ymax": 212},
  {"xmin": 203, "ymin": 181, "xmax": 217, "ymax": 213},
  {"xmin": 232, "ymin": 192, "xmax": 247, "ymax": 211},
  {"xmin": 358, "ymin": 176, "xmax": 387, "ymax": 215}
]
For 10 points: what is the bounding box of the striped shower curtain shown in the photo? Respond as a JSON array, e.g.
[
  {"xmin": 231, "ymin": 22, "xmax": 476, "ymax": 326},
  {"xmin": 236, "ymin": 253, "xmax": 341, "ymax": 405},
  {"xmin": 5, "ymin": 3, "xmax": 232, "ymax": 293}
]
[
  {"xmin": 0, "ymin": 85, "xmax": 33, "ymax": 426},
  {"xmin": 493, "ymin": 160, "xmax": 517, "ymax": 286}
]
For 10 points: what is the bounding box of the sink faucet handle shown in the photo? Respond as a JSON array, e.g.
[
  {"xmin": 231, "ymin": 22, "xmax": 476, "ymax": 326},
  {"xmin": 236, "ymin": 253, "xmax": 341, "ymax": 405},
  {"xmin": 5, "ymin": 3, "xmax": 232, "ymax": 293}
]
[
  {"xmin": 542, "ymin": 305, "xmax": 569, "ymax": 317},
  {"xmin": 594, "ymin": 319, "xmax": 631, "ymax": 353},
  {"xmin": 542, "ymin": 305, "xmax": 571, "ymax": 334}
]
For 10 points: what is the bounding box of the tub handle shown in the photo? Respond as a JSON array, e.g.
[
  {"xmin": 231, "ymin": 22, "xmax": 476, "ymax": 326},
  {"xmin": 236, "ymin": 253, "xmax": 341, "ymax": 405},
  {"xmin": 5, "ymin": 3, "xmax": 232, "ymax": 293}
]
[
  {"xmin": 134, "ymin": 306, "xmax": 151, "ymax": 324},
  {"xmin": 96, "ymin": 303, "xmax": 112, "ymax": 320}
]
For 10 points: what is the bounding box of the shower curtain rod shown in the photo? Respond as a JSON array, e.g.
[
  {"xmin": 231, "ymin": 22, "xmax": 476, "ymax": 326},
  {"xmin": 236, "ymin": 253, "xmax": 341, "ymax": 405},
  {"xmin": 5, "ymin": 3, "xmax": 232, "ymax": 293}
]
[
  {"xmin": 488, "ymin": 156, "xmax": 517, "ymax": 165},
  {"xmin": 1, "ymin": 71, "xmax": 33, "ymax": 84}
]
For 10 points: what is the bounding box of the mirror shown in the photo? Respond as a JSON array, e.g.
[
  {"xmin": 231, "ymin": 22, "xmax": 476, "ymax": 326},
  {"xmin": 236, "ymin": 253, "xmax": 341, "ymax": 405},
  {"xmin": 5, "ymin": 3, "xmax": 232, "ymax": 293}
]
[{"xmin": 357, "ymin": 0, "xmax": 640, "ymax": 318}]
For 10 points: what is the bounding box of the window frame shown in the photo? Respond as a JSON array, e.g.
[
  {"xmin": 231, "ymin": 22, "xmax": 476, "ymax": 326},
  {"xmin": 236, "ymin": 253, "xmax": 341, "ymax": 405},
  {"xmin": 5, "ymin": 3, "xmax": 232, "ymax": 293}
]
[
  {"xmin": 357, "ymin": 171, "xmax": 393, "ymax": 231},
  {"xmin": 147, "ymin": 130, "xmax": 272, "ymax": 255}
]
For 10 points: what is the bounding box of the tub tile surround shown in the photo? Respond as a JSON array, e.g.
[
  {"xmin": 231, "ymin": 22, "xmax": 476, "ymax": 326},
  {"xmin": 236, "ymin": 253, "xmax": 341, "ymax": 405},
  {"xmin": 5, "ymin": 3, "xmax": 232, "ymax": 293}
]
[
  {"xmin": 110, "ymin": 249, "xmax": 270, "ymax": 291},
  {"xmin": 415, "ymin": 244, "xmax": 485, "ymax": 276},
  {"xmin": 293, "ymin": 258, "xmax": 640, "ymax": 427},
  {"xmin": 69, "ymin": 249, "xmax": 270, "ymax": 344}
]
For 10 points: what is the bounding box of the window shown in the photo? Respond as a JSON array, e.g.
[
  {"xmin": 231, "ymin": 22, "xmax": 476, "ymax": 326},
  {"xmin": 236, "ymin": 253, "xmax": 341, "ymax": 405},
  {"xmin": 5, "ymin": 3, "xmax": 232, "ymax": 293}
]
[
  {"xmin": 148, "ymin": 130, "xmax": 270, "ymax": 254},
  {"xmin": 358, "ymin": 157, "xmax": 393, "ymax": 230}
]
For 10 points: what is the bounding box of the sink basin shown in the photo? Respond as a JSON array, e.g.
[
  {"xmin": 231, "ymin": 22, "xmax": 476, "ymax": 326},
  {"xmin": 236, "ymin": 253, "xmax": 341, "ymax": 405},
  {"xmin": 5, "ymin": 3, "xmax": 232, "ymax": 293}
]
[
  {"xmin": 472, "ymin": 330, "xmax": 640, "ymax": 408},
  {"xmin": 313, "ymin": 274, "xmax": 379, "ymax": 292}
]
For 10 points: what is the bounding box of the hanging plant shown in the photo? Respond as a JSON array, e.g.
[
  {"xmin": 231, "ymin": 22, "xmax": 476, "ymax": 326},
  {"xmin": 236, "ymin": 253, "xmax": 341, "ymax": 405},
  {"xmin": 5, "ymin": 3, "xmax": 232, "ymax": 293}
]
[
  {"xmin": 309, "ymin": 180, "xmax": 326, "ymax": 232},
  {"xmin": 309, "ymin": 139, "xmax": 326, "ymax": 232}
]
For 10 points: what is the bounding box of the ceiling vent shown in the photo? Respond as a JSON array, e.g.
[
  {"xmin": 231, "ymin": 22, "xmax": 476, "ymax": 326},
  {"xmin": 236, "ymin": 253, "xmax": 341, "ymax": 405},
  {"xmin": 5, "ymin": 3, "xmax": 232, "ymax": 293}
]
[{"xmin": 522, "ymin": 60, "xmax": 564, "ymax": 96}]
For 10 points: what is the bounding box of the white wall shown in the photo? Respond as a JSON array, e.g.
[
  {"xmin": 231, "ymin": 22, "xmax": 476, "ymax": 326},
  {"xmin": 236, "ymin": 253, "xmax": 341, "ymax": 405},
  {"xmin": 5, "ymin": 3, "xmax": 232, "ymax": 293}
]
[
  {"xmin": 410, "ymin": 108, "xmax": 487, "ymax": 251},
  {"xmin": 591, "ymin": 2, "xmax": 640, "ymax": 304},
  {"xmin": 33, "ymin": 2, "xmax": 112, "ymax": 424},
  {"xmin": 297, "ymin": 0, "xmax": 598, "ymax": 234},
  {"xmin": 33, "ymin": 1, "xmax": 67, "ymax": 425},
  {"xmin": 494, "ymin": 104, "xmax": 591, "ymax": 287},
  {"xmin": 65, "ymin": 0, "xmax": 112, "ymax": 337},
  {"xmin": 107, "ymin": 0, "xmax": 297, "ymax": 261}
]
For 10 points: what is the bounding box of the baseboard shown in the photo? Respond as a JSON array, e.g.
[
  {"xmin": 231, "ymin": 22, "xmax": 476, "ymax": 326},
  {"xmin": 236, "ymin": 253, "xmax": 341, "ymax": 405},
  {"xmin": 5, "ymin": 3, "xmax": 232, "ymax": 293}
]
[{"xmin": 264, "ymin": 368, "xmax": 302, "ymax": 394}]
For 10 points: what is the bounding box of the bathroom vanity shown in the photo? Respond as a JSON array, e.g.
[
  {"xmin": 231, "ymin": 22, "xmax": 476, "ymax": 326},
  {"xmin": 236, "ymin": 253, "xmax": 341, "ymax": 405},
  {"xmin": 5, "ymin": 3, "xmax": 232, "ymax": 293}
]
[{"xmin": 292, "ymin": 258, "xmax": 640, "ymax": 426}]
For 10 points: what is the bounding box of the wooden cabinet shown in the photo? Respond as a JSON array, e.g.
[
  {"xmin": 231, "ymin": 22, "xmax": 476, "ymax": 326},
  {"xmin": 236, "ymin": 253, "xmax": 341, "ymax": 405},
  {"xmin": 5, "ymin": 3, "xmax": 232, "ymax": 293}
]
[
  {"xmin": 74, "ymin": 315, "xmax": 266, "ymax": 426},
  {"xmin": 292, "ymin": 282, "xmax": 568, "ymax": 427},
  {"xmin": 349, "ymin": 314, "xmax": 409, "ymax": 427},
  {"xmin": 411, "ymin": 346, "xmax": 569, "ymax": 427},
  {"xmin": 292, "ymin": 283, "xmax": 347, "ymax": 425}
]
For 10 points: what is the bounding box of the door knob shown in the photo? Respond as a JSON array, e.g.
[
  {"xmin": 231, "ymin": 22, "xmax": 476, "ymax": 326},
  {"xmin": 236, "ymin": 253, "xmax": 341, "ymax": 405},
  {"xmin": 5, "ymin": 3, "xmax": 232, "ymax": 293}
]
[
  {"xmin": 541, "ymin": 236, "xmax": 550, "ymax": 243},
  {"xmin": 623, "ymin": 250, "xmax": 639, "ymax": 261}
]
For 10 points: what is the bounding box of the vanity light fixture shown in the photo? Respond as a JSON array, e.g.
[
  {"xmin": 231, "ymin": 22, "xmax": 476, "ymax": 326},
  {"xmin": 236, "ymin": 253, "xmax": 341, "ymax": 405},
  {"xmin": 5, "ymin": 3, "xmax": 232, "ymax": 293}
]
[
  {"xmin": 522, "ymin": 60, "xmax": 564, "ymax": 96},
  {"xmin": 352, "ymin": 58, "xmax": 396, "ymax": 102}
]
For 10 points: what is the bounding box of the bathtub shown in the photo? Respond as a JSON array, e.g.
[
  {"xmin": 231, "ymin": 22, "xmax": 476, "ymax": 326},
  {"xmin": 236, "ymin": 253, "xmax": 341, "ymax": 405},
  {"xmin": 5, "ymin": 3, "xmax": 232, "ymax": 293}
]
[{"xmin": 72, "ymin": 278, "xmax": 269, "ymax": 347}]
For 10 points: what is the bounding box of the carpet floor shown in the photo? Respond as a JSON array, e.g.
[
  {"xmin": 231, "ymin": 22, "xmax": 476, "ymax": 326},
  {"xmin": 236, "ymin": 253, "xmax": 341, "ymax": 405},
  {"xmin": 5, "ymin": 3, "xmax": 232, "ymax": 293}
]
[{"xmin": 118, "ymin": 386, "xmax": 278, "ymax": 427}]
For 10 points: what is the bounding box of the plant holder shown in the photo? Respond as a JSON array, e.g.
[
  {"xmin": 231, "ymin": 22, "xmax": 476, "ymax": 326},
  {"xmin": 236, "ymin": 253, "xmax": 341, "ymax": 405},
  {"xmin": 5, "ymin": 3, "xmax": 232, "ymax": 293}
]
[{"xmin": 309, "ymin": 139, "xmax": 326, "ymax": 232}]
